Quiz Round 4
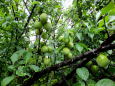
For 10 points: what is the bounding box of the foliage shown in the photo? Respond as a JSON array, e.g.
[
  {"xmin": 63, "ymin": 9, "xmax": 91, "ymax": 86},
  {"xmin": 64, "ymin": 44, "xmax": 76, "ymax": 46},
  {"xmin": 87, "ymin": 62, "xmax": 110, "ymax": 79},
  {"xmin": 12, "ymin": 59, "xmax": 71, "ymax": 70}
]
[{"xmin": 0, "ymin": 0, "xmax": 115, "ymax": 86}]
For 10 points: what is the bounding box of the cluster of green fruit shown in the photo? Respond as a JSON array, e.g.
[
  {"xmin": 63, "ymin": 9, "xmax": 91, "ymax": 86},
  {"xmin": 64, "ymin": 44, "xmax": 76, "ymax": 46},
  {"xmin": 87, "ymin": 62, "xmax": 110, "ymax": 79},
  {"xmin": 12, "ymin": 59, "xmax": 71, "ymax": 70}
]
[
  {"xmin": 40, "ymin": 43, "xmax": 53, "ymax": 65},
  {"xmin": 40, "ymin": 45, "xmax": 53, "ymax": 65},
  {"xmin": 86, "ymin": 53, "xmax": 110, "ymax": 73},
  {"xmin": 58, "ymin": 36, "xmax": 74, "ymax": 59},
  {"xmin": 41, "ymin": 45, "xmax": 53, "ymax": 53},
  {"xmin": 34, "ymin": 13, "xmax": 53, "ymax": 65},
  {"xmin": 34, "ymin": 13, "xmax": 52, "ymax": 39}
]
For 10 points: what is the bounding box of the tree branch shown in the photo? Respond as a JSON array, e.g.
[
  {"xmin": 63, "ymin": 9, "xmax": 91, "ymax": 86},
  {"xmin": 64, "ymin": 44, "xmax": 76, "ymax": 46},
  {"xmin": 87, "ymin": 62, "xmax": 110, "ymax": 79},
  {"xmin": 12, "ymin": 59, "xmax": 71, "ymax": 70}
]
[
  {"xmin": 23, "ymin": 0, "xmax": 30, "ymax": 14},
  {"xmin": 18, "ymin": 2, "xmax": 37, "ymax": 39}
]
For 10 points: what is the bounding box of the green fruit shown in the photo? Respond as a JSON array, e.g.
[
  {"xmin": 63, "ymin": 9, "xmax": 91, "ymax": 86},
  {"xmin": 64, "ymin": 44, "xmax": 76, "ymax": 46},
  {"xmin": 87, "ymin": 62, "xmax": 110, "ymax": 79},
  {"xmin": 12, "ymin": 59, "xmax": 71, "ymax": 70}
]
[
  {"xmin": 86, "ymin": 61, "xmax": 93, "ymax": 67},
  {"xmin": 91, "ymin": 65, "xmax": 99, "ymax": 73},
  {"xmin": 96, "ymin": 54, "xmax": 110, "ymax": 67},
  {"xmin": 48, "ymin": 46, "xmax": 53, "ymax": 53},
  {"xmin": 40, "ymin": 41, "xmax": 45, "ymax": 46},
  {"xmin": 28, "ymin": 58, "xmax": 36, "ymax": 64},
  {"xmin": 41, "ymin": 32, "xmax": 48, "ymax": 39},
  {"xmin": 34, "ymin": 21, "xmax": 42, "ymax": 29},
  {"xmin": 63, "ymin": 38, "xmax": 69, "ymax": 43},
  {"xmin": 38, "ymin": 56, "xmax": 42, "ymax": 61},
  {"xmin": 44, "ymin": 57, "xmax": 51, "ymax": 65},
  {"xmin": 58, "ymin": 36, "xmax": 69, "ymax": 43},
  {"xmin": 44, "ymin": 22, "xmax": 52, "ymax": 31},
  {"xmin": 67, "ymin": 52, "xmax": 73, "ymax": 59},
  {"xmin": 62, "ymin": 47, "xmax": 70, "ymax": 55},
  {"xmin": 68, "ymin": 41, "xmax": 74, "ymax": 48},
  {"xmin": 58, "ymin": 36, "xmax": 64, "ymax": 42},
  {"xmin": 40, "ymin": 13, "xmax": 47, "ymax": 24},
  {"xmin": 41, "ymin": 46, "xmax": 48, "ymax": 53},
  {"xmin": 36, "ymin": 29, "xmax": 43, "ymax": 35}
]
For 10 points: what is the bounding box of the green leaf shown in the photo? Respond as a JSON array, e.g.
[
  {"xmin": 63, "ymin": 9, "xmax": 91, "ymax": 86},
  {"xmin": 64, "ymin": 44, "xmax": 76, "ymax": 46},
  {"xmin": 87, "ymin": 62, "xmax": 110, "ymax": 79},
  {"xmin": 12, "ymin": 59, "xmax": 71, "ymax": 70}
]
[
  {"xmin": 10, "ymin": 49, "xmax": 26, "ymax": 64},
  {"xmin": 1, "ymin": 75, "xmax": 15, "ymax": 86},
  {"xmin": 87, "ymin": 79, "xmax": 96, "ymax": 86},
  {"xmin": 29, "ymin": 65, "xmax": 40, "ymax": 72},
  {"xmin": 16, "ymin": 66, "xmax": 27, "ymax": 76},
  {"xmin": 98, "ymin": 19, "xmax": 104, "ymax": 27},
  {"xmin": 96, "ymin": 11, "xmax": 101, "ymax": 21},
  {"xmin": 14, "ymin": 0, "xmax": 19, "ymax": 3},
  {"xmin": 107, "ymin": 50, "xmax": 112, "ymax": 54},
  {"xmin": 73, "ymin": 81, "xmax": 85, "ymax": 86},
  {"xmin": 55, "ymin": 5, "xmax": 61, "ymax": 8},
  {"xmin": 109, "ymin": 8, "xmax": 115, "ymax": 16},
  {"xmin": 88, "ymin": 33, "xmax": 94, "ymax": 40},
  {"xmin": 76, "ymin": 67, "xmax": 89, "ymax": 81},
  {"xmin": 76, "ymin": 33, "xmax": 82, "ymax": 41},
  {"xmin": 10, "ymin": 53, "xmax": 19, "ymax": 64},
  {"xmin": 32, "ymin": 1, "xmax": 40, "ymax": 5},
  {"xmin": 96, "ymin": 79, "xmax": 115, "ymax": 86},
  {"xmin": 76, "ymin": 43, "xmax": 84, "ymax": 53},
  {"xmin": 24, "ymin": 51, "xmax": 32, "ymax": 64},
  {"xmin": 101, "ymin": 2, "xmax": 115, "ymax": 15},
  {"xmin": 109, "ymin": 16, "xmax": 115, "ymax": 22}
]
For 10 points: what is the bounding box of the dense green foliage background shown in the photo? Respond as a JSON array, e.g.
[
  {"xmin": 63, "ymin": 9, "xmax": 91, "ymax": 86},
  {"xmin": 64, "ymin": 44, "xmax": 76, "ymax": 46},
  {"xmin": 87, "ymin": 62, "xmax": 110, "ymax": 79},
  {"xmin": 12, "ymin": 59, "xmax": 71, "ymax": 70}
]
[{"xmin": 0, "ymin": 0, "xmax": 115, "ymax": 86}]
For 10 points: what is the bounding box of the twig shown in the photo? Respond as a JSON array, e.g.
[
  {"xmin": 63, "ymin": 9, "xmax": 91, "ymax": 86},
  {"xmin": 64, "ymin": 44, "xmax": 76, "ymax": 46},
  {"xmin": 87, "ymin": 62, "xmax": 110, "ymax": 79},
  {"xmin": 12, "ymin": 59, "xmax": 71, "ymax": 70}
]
[
  {"xmin": 18, "ymin": 3, "xmax": 37, "ymax": 39},
  {"xmin": 23, "ymin": 0, "xmax": 30, "ymax": 14}
]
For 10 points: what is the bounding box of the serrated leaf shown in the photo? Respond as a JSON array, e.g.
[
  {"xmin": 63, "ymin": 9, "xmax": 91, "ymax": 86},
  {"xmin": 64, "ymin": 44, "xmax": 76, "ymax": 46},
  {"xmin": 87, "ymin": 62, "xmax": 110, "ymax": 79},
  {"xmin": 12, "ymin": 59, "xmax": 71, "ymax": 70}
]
[
  {"xmin": 96, "ymin": 79, "xmax": 115, "ymax": 86},
  {"xmin": 1, "ymin": 75, "xmax": 15, "ymax": 86},
  {"xmin": 76, "ymin": 67, "xmax": 89, "ymax": 81}
]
